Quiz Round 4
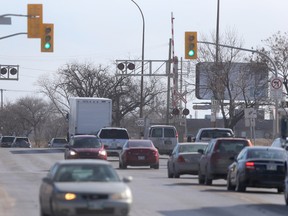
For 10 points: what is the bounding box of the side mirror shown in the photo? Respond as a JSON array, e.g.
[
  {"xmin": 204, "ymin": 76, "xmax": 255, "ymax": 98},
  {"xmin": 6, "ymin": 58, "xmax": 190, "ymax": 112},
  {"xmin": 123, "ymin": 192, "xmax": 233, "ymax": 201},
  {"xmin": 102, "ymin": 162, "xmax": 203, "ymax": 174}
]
[
  {"xmin": 198, "ymin": 149, "xmax": 204, "ymax": 154},
  {"xmin": 123, "ymin": 176, "xmax": 133, "ymax": 183},
  {"xmin": 64, "ymin": 144, "xmax": 70, "ymax": 148},
  {"xmin": 42, "ymin": 177, "xmax": 53, "ymax": 185}
]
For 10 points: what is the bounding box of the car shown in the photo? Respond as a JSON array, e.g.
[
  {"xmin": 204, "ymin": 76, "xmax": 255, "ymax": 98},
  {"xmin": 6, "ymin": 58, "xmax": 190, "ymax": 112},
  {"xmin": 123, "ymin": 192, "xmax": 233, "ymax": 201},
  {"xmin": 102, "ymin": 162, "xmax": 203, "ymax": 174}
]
[
  {"xmin": 97, "ymin": 127, "xmax": 130, "ymax": 156},
  {"xmin": 227, "ymin": 146, "xmax": 287, "ymax": 193},
  {"xmin": 285, "ymin": 170, "xmax": 288, "ymax": 205},
  {"xmin": 11, "ymin": 137, "xmax": 32, "ymax": 148},
  {"xmin": 191, "ymin": 127, "xmax": 234, "ymax": 142},
  {"xmin": 119, "ymin": 139, "xmax": 159, "ymax": 169},
  {"xmin": 0, "ymin": 136, "xmax": 15, "ymax": 147},
  {"xmin": 39, "ymin": 159, "xmax": 133, "ymax": 216},
  {"xmin": 167, "ymin": 142, "xmax": 208, "ymax": 178},
  {"xmin": 198, "ymin": 137, "xmax": 253, "ymax": 185},
  {"xmin": 145, "ymin": 125, "xmax": 178, "ymax": 155},
  {"xmin": 48, "ymin": 137, "xmax": 68, "ymax": 148},
  {"xmin": 271, "ymin": 137, "xmax": 288, "ymax": 150},
  {"xmin": 64, "ymin": 135, "xmax": 107, "ymax": 160}
]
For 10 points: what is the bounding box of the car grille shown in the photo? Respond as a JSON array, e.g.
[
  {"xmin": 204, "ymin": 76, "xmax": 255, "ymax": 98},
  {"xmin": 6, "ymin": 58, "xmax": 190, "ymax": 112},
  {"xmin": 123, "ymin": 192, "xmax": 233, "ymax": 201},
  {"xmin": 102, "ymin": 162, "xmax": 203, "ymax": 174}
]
[
  {"xmin": 76, "ymin": 208, "xmax": 114, "ymax": 215},
  {"xmin": 78, "ymin": 152, "xmax": 99, "ymax": 158},
  {"xmin": 82, "ymin": 194, "xmax": 109, "ymax": 200}
]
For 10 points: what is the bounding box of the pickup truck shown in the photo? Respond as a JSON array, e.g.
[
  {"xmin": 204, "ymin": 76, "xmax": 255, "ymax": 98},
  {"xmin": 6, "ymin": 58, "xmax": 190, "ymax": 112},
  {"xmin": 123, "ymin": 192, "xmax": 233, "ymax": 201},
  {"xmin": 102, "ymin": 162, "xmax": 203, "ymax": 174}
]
[{"xmin": 191, "ymin": 127, "xmax": 234, "ymax": 142}]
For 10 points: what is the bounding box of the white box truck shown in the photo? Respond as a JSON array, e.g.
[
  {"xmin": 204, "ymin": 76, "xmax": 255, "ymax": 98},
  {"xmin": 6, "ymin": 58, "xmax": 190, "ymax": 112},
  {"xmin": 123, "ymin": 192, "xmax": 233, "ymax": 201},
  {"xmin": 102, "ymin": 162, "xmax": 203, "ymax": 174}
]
[{"xmin": 68, "ymin": 97, "xmax": 112, "ymax": 138}]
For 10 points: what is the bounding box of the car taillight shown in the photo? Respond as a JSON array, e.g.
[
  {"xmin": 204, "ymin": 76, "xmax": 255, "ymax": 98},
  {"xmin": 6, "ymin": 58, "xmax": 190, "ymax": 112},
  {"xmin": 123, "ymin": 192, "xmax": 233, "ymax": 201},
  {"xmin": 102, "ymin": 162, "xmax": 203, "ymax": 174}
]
[
  {"xmin": 245, "ymin": 161, "xmax": 255, "ymax": 169},
  {"xmin": 177, "ymin": 155, "xmax": 185, "ymax": 163}
]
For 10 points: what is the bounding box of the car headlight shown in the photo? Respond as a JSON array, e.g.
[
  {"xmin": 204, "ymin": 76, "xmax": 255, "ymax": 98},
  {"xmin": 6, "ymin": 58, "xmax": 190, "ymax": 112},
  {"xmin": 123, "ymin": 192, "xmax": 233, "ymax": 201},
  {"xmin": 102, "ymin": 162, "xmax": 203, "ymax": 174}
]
[
  {"xmin": 55, "ymin": 192, "xmax": 77, "ymax": 201},
  {"xmin": 99, "ymin": 150, "xmax": 107, "ymax": 156},
  {"xmin": 110, "ymin": 188, "xmax": 132, "ymax": 200},
  {"xmin": 69, "ymin": 150, "xmax": 77, "ymax": 156}
]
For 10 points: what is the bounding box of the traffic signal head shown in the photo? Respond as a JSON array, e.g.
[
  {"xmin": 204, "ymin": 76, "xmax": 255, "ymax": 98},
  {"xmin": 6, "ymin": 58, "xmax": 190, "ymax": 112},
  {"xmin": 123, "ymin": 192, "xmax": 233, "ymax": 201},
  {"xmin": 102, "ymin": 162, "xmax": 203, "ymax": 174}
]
[
  {"xmin": 41, "ymin": 23, "xmax": 54, "ymax": 52},
  {"xmin": 185, "ymin": 32, "xmax": 197, "ymax": 59},
  {"xmin": 27, "ymin": 4, "xmax": 43, "ymax": 38}
]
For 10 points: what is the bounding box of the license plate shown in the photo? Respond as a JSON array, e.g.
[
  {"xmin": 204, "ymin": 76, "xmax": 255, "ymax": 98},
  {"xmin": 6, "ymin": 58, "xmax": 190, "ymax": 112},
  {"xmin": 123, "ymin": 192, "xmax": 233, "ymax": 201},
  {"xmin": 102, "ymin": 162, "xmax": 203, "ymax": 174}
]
[
  {"xmin": 267, "ymin": 164, "xmax": 277, "ymax": 170},
  {"xmin": 88, "ymin": 201, "xmax": 103, "ymax": 210},
  {"xmin": 138, "ymin": 156, "xmax": 145, "ymax": 160}
]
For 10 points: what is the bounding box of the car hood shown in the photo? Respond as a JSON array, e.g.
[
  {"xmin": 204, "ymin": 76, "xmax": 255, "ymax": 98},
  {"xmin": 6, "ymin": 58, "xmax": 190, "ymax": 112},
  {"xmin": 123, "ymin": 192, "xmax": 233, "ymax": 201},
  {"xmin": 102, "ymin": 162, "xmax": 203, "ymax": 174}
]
[{"xmin": 54, "ymin": 182, "xmax": 129, "ymax": 194}]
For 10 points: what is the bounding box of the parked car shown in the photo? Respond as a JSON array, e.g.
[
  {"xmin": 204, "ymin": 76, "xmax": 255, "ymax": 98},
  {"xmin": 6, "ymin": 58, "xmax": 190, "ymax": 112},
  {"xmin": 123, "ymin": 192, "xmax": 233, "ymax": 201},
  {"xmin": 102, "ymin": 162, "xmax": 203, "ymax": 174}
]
[
  {"xmin": 97, "ymin": 127, "xmax": 129, "ymax": 156},
  {"xmin": 39, "ymin": 159, "xmax": 133, "ymax": 216},
  {"xmin": 119, "ymin": 139, "xmax": 159, "ymax": 169},
  {"xmin": 167, "ymin": 142, "xmax": 208, "ymax": 178},
  {"xmin": 48, "ymin": 137, "xmax": 68, "ymax": 148},
  {"xmin": 198, "ymin": 137, "xmax": 253, "ymax": 185},
  {"xmin": 285, "ymin": 170, "xmax": 288, "ymax": 205},
  {"xmin": 0, "ymin": 136, "xmax": 15, "ymax": 147},
  {"xmin": 192, "ymin": 127, "xmax": 234, "ymax": 142},
  {"xmin": 11, "ymin": 137, "xmax": 32, "ymax": 148},
  {"xmin": 64, "ymin": 135, "xmax": 107, "ymax": 160},
  {"xmin": 271, "ymin": 137, "xmax": 288, "ymax": 150},
  {"xmin": 227, "ymin": 146, "xmax": 287, "ymax": 193},
  {"xmin": 145, "ymin": 125, "xmax": 178, "ymax": 155}
]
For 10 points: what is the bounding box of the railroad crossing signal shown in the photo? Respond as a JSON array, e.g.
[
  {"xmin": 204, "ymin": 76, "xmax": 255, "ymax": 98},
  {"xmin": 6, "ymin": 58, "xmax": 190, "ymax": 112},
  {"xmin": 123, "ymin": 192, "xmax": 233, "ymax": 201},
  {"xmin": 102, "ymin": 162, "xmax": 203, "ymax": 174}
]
[
  {"xmin": 41, "ymin": 23, "xmax": 54, "ymax": 52},
  {"xmin": 185, "ymin": 32, "xmax": 197, "ymax": 59}
]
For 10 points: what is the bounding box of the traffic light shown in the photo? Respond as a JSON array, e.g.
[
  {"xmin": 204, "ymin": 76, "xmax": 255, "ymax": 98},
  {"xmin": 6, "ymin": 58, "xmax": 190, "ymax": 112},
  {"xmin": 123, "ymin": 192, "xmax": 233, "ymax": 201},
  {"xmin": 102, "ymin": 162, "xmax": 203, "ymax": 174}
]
[
  {"xmin": 41, "ymin": 23, "xmax": 54, "ymax": 52},
  {"xmin": 185, "ymin": 32, "xmax": 197, "ymax": 59},
  {"xmin": 27, "ymin": 4, "xmax": 43, "ymax": 38}
]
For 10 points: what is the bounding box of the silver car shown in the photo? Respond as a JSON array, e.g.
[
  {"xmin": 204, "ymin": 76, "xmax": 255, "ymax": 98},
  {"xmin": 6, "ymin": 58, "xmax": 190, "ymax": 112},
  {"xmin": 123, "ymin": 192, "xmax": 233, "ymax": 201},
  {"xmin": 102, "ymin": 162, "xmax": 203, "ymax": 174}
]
[
  {"xmin": 39, "ymin": 159, "xmax": 133, "ymax": 216},
  {"xmin": 167, "ymin": 142, "xmax": 208, "ymax": 178}
]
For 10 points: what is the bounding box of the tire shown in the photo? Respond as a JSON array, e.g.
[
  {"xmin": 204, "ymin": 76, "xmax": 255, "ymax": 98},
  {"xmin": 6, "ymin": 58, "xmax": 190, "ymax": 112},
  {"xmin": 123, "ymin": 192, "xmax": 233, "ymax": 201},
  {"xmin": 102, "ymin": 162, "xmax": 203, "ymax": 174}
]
[
  {"xmin": 204, "ymin": 168, "xmax": 212, "ymax": 185},
  {"xmin": 168, "ymin": 167, "xmax": 173, "ymax": 178},
  {"xmin": 198, "ymin": 168, "xmax": 205, "ymax": 184},
  {"xmin": 227, "ymin": 173, "xmax": 236, "ymax": 191},
  {"xmin": 235, "ymin": 174, "xmax": 246, "ymax": 192},
  {"xmin": 173, "ymin": 166, "xmax": 180, "ymax": 178},
  {"xmin": 277, "ymin": 187, "xmax": 284, "ymax": 193},
  {"xmin": 119, "ymin": 161, "xmax": 122, "ymax": 169},
  {"xmin": 285, "ymin": 190, "xmax": 288, "ymax": 205}
]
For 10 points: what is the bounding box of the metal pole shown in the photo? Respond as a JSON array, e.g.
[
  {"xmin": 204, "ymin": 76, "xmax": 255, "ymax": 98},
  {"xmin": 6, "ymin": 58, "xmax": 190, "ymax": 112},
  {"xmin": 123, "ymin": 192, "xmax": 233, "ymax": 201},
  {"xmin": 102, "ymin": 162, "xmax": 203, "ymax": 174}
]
[
  {"xmin": 131, "ymin": 0, "xmax": 145, "ymax": 119},
  {"xmin": 215, "ymin": 0, "xmax": 220, "ymax": 63},
  {"xmin": 166, "ymin": 39, "xmax": 172, "ymax": 124}
]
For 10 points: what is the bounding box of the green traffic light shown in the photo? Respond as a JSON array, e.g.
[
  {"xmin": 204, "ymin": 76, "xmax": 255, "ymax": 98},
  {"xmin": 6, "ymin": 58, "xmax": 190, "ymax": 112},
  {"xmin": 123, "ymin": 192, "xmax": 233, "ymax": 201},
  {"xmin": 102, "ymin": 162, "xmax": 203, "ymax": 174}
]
[
  {"xmin": 188, "ymin": 50, "xmax": 195, "ymax": 57},
  {"xmin": 44, "ymin": 42, "xmax": 51, "ymax": 49}
]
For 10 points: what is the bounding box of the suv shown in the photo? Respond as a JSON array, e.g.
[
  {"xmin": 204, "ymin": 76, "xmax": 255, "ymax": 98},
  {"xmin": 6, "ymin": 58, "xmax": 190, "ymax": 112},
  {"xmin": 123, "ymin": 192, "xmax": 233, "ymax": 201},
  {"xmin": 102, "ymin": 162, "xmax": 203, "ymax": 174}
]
[
  {"xmin": 0, "ymin": 136, "xmax": 15, "ymax": 147},
  {"xmin": 192, "ymin": 128, "xmax": 234, "ymax": 142},
  {"xmin": 11, "ymin": 137, "xmax": 32, "ymax": 148},
  {"xmin": 48, "ymin": 138, "xmax": 68, "ymax": 148},
  {"xmin": 96, "ymin": 127, "xmax": 129, "ymax": 156},
  {"xmin": 145, "ymin": 125, "xmax": 178, "ymax": 155},
  {"xmin": 198, "ymin": 137, "xmax": 253, "ymax": 185}
]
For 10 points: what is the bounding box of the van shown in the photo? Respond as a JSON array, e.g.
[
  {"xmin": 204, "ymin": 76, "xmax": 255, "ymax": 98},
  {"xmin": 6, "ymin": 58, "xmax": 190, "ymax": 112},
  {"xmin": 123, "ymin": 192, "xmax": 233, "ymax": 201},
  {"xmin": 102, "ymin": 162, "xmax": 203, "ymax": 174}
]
[{"xmin": 146, "ymin": 125, "xmax": 178, "ymax": 155}]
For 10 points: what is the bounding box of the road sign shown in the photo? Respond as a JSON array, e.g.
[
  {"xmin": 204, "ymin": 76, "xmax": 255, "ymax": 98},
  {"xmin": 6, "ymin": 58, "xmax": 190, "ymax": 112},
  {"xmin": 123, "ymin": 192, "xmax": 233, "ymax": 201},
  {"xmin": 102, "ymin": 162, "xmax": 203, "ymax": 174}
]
[
  {"xmin": 174, "ymin": 90, "xmax": 187, "ymax": 103},
  {"xmin": 271, "ymin": 77, "xmax": 282, "ymax": 89},
  {"xmin": 244, "ymin": 108, "xmax": 257, "ymax": 119},
  {"xmin": 136, "ymin": 119, "xmax": 144, "ymax": 127}
]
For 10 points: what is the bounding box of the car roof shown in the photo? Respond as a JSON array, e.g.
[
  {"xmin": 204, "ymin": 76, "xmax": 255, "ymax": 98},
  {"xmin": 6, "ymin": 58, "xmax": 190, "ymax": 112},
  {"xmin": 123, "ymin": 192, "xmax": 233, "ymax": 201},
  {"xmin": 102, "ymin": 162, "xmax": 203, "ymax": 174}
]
[
  {"xmin": 213, "ymin": 137, "xmax": 249, "ymax": 141},
  {"xmin": 246, "ymin": 146, "xmax": 286, "ymax": 151},
  {"xmin": 149, "ymin": 125, "xmax": 176, "ymax": 128},
  {"xmin": 72, "ymin": 135, "xmax": 97, "ymax": 138},
  {"xmin": 56, "ymin": 159, "xmax": 111, "ymax": 166},
  {"xmin": 178, "ymin": 142, "xmax": 208, "ymax": 145},
  {"xmin": 101, "ymin": 127, "xmax": 127, "ymax": 130}
]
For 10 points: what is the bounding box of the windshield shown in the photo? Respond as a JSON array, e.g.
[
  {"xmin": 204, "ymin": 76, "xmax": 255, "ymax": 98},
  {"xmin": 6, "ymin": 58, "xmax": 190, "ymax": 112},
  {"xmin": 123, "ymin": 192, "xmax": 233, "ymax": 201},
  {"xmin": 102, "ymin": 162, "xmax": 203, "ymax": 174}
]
[
  {"xmin": 72, "ymin": 137, "xmax": 102, "ymax": 148},
  {"xmin": 99, "ymin": 129, "xmax": 129, "ymax": 139}
]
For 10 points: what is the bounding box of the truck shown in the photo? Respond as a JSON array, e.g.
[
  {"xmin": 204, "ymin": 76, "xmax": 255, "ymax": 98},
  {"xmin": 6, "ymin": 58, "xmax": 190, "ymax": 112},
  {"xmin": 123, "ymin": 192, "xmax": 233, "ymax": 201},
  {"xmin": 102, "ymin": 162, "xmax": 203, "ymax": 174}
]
[{"xmin": 68, "ymin": 97, "xmax": 112, "ymax": 138}]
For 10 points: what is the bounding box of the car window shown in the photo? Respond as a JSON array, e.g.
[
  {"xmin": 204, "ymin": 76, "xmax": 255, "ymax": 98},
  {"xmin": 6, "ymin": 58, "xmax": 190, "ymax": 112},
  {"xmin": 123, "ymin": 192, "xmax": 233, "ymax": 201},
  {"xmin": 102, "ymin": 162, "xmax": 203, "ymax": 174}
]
[
  {"xmin": 215, "ymin": 140, "xmax": 249, "ymax": 154},
  {"xmin": 247, "ymin": 149, "xmax": 286, "ymax": 159},
  {"xmin": 1, "ymin": 137, "xmax": 15, "ymax": 142},
  {"xmin": 99, "ymin": 129, "xmax": 129, "ymax": 139},
  {"xmin": 164, "ymin": 128, "xmax": 176, "ymax": 138},
  {"xmin": 72, "ymin": 137, "xmax": 101, "ymax": 148},
  {"xmin": 201, "ymin": 130, "xmax": 233, "ymax": 139},
  {"xmin": 151, "ymin": 128, "xmax": 162, "ymax": 138},
  {"xmin": 128, "ymin": 141, "xmax": 153, "ymax": 148},
  {"xmin": 54, "ymin": 139, "xmax": 67, "ymax": 143}
]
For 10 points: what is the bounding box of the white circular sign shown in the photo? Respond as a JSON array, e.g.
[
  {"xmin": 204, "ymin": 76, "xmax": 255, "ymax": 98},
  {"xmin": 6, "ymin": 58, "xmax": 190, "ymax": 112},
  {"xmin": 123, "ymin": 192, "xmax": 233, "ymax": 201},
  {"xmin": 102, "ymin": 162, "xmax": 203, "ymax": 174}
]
[{"xmin": 271, "ymin": 77, "xmax": 282, "ymax": 89}]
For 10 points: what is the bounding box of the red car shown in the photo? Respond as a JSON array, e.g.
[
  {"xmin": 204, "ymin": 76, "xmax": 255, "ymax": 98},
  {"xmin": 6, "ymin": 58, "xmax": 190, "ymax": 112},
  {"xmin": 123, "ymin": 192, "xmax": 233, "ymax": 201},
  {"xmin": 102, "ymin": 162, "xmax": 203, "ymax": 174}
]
[
  {"xmin": 64, "ymin": 135, "xmax": 107, "ymax": 160},
  {"xmin": 119, "ymin": 139, "xmax": 159, "ymax": 169}
]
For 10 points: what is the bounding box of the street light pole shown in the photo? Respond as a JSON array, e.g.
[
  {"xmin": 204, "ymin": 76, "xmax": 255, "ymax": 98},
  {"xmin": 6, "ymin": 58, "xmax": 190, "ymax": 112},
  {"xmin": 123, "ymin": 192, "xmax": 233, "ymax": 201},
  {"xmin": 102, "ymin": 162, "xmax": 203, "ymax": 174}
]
[{"xmin": 131, "ymin": 0, "xmax": 145, "ymax": 119}]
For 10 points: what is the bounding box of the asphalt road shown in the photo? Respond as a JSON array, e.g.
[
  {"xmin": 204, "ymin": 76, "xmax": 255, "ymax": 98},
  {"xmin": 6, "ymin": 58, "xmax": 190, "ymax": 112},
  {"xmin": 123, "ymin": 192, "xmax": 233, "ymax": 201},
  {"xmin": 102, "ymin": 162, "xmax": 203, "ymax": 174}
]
[{"xmin": 0, "ymin": 148, "xmax": 287, "ymax": 216}]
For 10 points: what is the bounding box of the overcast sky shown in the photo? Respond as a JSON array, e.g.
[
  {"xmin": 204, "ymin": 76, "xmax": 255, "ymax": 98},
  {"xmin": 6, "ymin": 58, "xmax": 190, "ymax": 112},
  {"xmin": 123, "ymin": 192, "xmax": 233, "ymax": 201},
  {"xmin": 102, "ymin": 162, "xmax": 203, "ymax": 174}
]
[{"xmin": 1, "ymin": 0, "xmax": 288, "ymax": 114}]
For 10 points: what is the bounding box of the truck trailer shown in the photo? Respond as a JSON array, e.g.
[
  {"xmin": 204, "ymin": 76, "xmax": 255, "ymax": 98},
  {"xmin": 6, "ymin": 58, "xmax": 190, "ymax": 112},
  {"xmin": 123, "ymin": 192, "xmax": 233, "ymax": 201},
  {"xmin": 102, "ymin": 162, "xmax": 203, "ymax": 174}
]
[{"xmin": 68, "ymin": 97, "xmax": 112, "ymax": 138}]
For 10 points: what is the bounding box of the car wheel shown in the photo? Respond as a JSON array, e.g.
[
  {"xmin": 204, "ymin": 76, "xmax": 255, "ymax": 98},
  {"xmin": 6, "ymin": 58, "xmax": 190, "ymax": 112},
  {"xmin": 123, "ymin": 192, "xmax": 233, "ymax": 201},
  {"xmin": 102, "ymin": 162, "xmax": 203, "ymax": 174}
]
[
  {"xmin": 285, "ymin": 190, "xmax": 288, "ymax": 205},
  {"xmin": 167, "ymin": 167, "xmax": 173, "ymax": 178},
  {"xmin": 122, "ymin": 163, "xmax": 127, "ymax": 169},
  {"xmin": 277, "ymin": 187, "xmax": 284, "ymax": 193},
  {"xmin": 204, "ymin": 169, "xmax": 212, "ymax": 185},
  {"xmin": 119, "ymin": 161, "xmax": 122, "ymax": 169},
  {"xmin": 227, "ymin": 173, "xmax": 236, "ymax": 191},
  {"xmin": 198, "ymin": 168, "xmax": 205, "ymax": 184},
  {"xmin": 151, "ymin": 163, "xmax": 159, "ymax": 169},
  {"xmin": 173, "ymin": 166, "xmax": 180, "ymax": 178},
  {"xmin": 235, "ymin": 174, "xmax": 246, "ymax": 192}
]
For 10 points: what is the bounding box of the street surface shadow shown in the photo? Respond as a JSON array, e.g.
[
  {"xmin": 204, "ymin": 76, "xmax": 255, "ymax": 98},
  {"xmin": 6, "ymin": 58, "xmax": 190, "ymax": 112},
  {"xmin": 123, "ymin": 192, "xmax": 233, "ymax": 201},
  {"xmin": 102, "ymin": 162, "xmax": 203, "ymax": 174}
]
[{"xmin": 10, "ymin": 148, "xmax": 64, "ymax": 154}]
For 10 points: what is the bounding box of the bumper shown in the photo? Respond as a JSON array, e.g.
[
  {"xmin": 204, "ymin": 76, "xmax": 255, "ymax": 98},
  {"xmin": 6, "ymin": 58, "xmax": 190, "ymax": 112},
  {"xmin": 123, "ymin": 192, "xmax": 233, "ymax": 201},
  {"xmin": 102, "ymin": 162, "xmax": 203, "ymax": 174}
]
[{"xmin": 240, "ymin": 172, "xmax": 285, "ymax": 188}]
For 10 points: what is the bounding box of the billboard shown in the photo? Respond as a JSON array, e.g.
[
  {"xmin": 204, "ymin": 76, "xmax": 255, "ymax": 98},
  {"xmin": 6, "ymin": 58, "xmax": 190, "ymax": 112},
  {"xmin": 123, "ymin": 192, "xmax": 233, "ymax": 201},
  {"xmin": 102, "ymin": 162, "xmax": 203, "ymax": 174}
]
[{"xmin": 195, "ymin": 62, "xmax": 269, "ymax": 100}]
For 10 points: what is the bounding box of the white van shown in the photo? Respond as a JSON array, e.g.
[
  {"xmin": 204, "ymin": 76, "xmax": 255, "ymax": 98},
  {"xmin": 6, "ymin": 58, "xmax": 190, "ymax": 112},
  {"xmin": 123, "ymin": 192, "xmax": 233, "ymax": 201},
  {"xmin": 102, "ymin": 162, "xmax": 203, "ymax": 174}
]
[{"xmin": 146, "ymin": 125, "xmax": 178, "ymax": 155}]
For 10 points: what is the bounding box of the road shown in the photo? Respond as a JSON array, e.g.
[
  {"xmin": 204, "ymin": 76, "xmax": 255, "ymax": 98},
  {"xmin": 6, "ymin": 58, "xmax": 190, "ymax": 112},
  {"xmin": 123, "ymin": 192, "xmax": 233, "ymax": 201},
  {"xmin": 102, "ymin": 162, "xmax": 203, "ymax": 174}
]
[{"xmin": 0, "ymin": 148, "xmax": 287, "ymax": 216}]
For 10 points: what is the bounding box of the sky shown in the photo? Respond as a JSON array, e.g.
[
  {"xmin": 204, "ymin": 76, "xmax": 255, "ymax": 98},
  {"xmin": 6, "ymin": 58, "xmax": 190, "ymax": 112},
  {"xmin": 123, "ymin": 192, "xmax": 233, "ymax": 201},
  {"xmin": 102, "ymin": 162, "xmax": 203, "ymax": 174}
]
[{"xmin": 0, "ymin": 0, "xmax": 288, "ymax": 117}]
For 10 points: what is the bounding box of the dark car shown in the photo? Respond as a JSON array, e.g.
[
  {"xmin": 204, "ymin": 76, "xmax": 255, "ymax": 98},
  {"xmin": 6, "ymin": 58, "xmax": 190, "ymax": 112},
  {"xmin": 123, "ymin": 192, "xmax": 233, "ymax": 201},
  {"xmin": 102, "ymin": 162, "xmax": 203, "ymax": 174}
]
[
  {"xmin": 11, "ymin": 137, "xmax": 32, "ymax": 148},
  {"xmin": 119, "ymin": 139, "xmax": 159, "ymax": 169},
  {"xmin": 167, "ymin": 142, "xmax": 208, "ymax": 178},
  {"xmin": 227, "ymin": 146, "xmax": 287, "ymax": 193},
  {"xmin": 0, "ymin": 136, "xmax": 15, "ymax": 147},
  {"xmin": 198, "ymin": 137, "xmax": 253, "ymax": 185},
  {"xmin": 48, "ymin": 137, "xmax": 68, "ymax": 148},
  {"xmin": 64, "ymin": 135, "xmax": 107, "ymax": 160},
  {"xmin": 285, "ymin": 171, "xmax": 288, "ymax": 205},
  {"xmin": 39, "ymin": 159, "xmax": 133, "ymax": 216}
]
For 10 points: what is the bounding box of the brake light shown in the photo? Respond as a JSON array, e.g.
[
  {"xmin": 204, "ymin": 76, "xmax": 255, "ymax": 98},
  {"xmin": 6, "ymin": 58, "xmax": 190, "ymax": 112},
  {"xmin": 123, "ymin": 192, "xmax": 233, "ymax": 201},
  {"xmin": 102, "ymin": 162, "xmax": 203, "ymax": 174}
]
[
  {"xmin": 245, "ymin": 161, "xmax": 255, "ymax": 169},
  {"xmin": 177, "ymin": 155, "xmax": 185, "ymax": 163}
]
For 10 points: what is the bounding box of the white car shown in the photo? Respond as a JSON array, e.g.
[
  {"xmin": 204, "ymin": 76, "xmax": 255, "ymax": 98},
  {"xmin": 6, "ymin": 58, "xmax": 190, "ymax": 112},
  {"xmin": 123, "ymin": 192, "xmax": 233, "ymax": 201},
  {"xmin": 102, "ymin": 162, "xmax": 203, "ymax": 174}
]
[
  {"xmin": 39, "ymin": 159, "xmax": 133, "ymax": 216},
  {"xmin": 271, "ymin": 137, "xmax": 288, "ymax": 150}
]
